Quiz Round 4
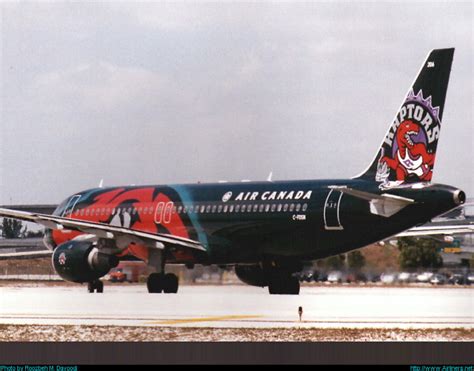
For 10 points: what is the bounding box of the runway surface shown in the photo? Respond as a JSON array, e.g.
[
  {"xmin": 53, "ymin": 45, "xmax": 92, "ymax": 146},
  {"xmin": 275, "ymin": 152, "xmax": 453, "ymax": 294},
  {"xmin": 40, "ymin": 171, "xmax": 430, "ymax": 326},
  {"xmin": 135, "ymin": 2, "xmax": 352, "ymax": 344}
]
[{"xmin": 0, "ymin": 284, "xmax": 472, "ymax": 329}]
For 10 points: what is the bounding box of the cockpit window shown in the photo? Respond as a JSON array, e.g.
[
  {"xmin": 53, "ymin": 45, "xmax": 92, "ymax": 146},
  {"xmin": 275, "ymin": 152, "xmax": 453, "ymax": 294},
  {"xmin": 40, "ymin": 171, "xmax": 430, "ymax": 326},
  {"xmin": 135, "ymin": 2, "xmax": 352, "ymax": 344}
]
[{"xmin": 55, "ymin": 195, "xmax": 81, "ymax": 217}]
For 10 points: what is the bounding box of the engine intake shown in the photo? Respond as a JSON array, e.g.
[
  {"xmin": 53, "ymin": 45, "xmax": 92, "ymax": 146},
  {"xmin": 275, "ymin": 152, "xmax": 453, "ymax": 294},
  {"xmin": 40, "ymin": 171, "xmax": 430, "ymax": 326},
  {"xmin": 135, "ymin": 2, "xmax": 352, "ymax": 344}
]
[{"xmin": 52, "ymin": 239, "xmax": 119, "ymax": 283}]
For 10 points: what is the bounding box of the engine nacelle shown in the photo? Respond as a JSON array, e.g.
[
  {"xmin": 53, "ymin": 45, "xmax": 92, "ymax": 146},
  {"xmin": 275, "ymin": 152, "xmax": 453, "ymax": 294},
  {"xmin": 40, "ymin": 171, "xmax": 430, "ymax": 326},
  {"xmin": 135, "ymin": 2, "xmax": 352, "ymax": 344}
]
[
  {"xmin": 235, "ymin": 265, "xmax": 268, "ymax": 287},
  {"xmin": 52, "ymin": 239, "xmax": 119, "ymax": 283}
]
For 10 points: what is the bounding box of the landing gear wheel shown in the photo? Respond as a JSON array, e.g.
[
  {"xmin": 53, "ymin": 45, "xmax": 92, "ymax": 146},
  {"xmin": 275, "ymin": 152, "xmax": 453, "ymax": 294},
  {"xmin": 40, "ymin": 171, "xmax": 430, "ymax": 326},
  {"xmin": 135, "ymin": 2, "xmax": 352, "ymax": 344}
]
[
  {"xmin": 88, "ymin": 280, "xmax": 104, "ymax": 293},
  {"xmin": 268, "ymin": 274, "xmax": 282, "ymax": 295},
  {"xmin": 147, "ymin": 273, "xmax": 163, "ymax": 293},
  {"xmin": 96, "ymin": 280, "xmax": 104, "ymax": 293},
  {"xmin": 286, "ymin": 277, "xmax": 300, "ymax": 295},
  {"xmin": 163, "ymin": 273, "xmax": 179, "ymax": 294},
  {"xmin": 268, "ymin": 275, "xmax": 300, "ymax": 295}
]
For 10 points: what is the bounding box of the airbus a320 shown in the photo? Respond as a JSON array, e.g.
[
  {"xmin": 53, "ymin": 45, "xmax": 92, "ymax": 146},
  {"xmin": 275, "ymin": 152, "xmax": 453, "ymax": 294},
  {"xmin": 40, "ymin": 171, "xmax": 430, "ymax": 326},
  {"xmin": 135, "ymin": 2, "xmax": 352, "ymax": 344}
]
[{"xmin": 0, "ymin": 48, "xmax": 465, "ymax": 294}]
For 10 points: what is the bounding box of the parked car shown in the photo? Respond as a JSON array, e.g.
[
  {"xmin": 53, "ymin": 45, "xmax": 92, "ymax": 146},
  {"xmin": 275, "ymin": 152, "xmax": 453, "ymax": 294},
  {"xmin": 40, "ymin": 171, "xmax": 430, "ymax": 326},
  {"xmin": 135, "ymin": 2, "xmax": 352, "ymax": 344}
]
[
  {"xmin": 315, "ymin": 272, "xmax": 328, "ymax": 282},
  {"xmin": 430, "ymin": 274, "xmax": 447, "ymax": 285},
  {"xmin": 302, "ymin": 272, "xmax": 314, "ymax": 283},
  {"xmin": 109, "ymin": 268, "xmax": 127, "ymax": 283},
  {"xmin": 448, "ymin": 274, "xmax": 467, "ymax": 285},
  {"xmin": 355, "ymin": 272, "xmax": 368, "ymax": 283},
  {"xmin": 397, "ymin": 272, "xmax": 412, "ymax": 283},
  {"xmin": 380, "ymin": 273, "xmax": 397, "ymax": 284},
  {"xmin": 466, "ymin": 272, "xmax": 474, "ymax": 285},
  {"xmin": 327, "ymin": 271, "xmax": 344, "ymax": 283},
  {"xmin": 366, "ymin": 273, "xmax": 380, "ymax": 283},
  {"xmin": 416, "ymin": 272, "xmax": 434, "ymax": 283}
]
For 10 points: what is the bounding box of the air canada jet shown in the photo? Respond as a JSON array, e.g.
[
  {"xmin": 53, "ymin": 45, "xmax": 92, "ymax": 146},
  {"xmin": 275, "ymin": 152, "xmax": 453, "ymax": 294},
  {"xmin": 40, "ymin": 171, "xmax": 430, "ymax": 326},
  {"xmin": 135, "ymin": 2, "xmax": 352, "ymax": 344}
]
[{"xmin": 0, "ymin": 48, "xmax": 466, "ymax": 294}]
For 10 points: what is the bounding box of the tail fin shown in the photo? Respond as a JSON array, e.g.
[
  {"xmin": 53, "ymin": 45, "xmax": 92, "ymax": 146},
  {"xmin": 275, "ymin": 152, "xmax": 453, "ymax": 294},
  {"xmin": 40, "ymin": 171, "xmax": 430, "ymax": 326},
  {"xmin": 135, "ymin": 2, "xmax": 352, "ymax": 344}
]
[{"xmin": 356, "ymin": 48, "xmax": 454, "ymax": 186}]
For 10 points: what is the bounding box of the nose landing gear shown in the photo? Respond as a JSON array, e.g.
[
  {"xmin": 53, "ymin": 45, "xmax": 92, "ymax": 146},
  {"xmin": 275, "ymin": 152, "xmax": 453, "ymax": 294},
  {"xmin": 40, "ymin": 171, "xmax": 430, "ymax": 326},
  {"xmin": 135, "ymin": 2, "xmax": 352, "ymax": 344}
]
[{"xmin": 87, "ymin": 280, "xmax": 104, "ymax": 293}]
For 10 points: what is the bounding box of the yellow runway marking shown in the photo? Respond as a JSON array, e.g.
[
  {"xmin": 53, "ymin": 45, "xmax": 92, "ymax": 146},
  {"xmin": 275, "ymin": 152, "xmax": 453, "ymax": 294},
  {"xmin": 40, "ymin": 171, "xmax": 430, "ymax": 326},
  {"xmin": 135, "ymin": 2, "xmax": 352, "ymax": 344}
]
[{"xmin": 147, "ymin": 315, "xmax": 262, "ymax": 325}]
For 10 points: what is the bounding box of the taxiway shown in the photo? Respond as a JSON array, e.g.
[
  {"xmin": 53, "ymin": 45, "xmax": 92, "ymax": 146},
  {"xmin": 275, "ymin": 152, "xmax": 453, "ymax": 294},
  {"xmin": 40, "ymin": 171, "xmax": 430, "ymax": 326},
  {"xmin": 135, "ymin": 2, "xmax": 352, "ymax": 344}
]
[{"xmin": 0, "ymin": 284, "xmax": 471, "ymax": 329}]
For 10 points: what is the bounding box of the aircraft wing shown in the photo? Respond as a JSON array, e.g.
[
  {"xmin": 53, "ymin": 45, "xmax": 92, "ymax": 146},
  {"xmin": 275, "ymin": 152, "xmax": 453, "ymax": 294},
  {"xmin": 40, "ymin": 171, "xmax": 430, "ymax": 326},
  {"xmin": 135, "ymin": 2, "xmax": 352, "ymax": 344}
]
[
  {"xmin": 0, "ymin": 204, "xmax": 57, "ymax": 215},
  {"xmin": 329, "ymin": 186, "xmax": 414, "ymax": 217},
  {"xmin": 397, "ymin": 223, "xmax": 474, "ymax": 237},
  {"xmin": 0, "ymin": 250, "xmax": 52, "ymax": 260},
  {"xmin": 0, "ymin": 208, "xmax": 206, "ymax": 252}
]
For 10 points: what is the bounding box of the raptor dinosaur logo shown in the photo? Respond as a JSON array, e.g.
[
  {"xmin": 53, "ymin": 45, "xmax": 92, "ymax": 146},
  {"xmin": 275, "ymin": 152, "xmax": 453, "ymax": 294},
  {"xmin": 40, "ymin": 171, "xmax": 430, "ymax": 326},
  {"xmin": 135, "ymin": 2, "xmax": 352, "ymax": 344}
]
[{"xmin": 376, "ymin": 90, "xmax": 441, "ymax": 184}]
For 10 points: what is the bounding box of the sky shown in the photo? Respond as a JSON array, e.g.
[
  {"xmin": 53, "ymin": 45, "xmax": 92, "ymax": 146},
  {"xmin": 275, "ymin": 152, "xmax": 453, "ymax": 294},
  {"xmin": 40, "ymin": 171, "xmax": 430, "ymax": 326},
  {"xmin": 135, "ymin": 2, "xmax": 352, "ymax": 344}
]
[{"xmin": 0, "ymin": 1, "xmax": 472, "ymax": 205}]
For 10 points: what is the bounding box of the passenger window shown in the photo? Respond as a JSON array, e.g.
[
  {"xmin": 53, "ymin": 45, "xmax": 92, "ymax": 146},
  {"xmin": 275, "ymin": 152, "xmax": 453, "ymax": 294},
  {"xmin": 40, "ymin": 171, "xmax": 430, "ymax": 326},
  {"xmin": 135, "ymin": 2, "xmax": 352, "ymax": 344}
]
[
  {"xmin": 302, "ymin": 203, "xmax": 308, "ymax": 212},
  {"xmin": 223, "ymin": 205, "xmax": 228, "ymax": 213},
  {"xmin": 205, "ymin": 205, "xmax": 210, "ymax": 213},
  {"xmin": 212, "ymin": 205, "xmax": 217, "ymax": 213},
  {"xmin": 201, "ymin": 205, "xmax": 205, "ymax": 213},
  {"xmin": 296, "ymin": 203, "xmax": 301, "ymax": 212},
  {"xmin": 249, "ymin": 204, "xmax": 253, "ymax": 212},
  {"xmin": 283, "ymin": 204, "xmax": 289, "ymax": 212},
  {"xmin": 85, "ymin": 209, "xmax": 90, "ymax": 216},
  {"xmin": 229, "ymin": 204, "xmax": 234, "ymax": 212},
  {"xmin": 241, "ymin": 205, "xmax": 246, "ymax": 212},
  {"xmin": 277, "ymin": 204, "xmax": 282, "ymax": 212},
  {"xmin": 259, "ymin": 204, "xmax": 264, "ymax": 212},
  {"xmin": 172, "ymin": 206, "xmax": 177, "ymax": 214},
  {"xmin": 236, "ymin": 204, "xmax": 241, "ymax": 212},
  {"xmin": 184, "ymin": 206, "xmax": 188, "ymax": 213},
  {"xmin": 265, "ymin": 204, "xmax": 270, "ymax": 212},
  {"xmin": 218, "ymin": 205, "xmax": 223, "ymax": 213},
  {"xmin": 289, "ymin": 203, "xmax": 295, "ymax": 212},
  {"xmin": 271, "ymin": 204, "xmax": 276, "ymax": 212},
  {"xmin": 178, "ymin": 206, "xmax": 183, "ymax": 214}
]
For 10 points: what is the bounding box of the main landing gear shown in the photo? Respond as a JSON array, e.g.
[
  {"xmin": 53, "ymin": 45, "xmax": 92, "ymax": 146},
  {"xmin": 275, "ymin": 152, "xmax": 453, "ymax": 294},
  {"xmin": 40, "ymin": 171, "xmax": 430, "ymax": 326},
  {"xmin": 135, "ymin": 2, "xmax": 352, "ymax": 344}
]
[
  {"xmin": 146, "ymin": 250, "xmax": 179, "ymax": 293},
  {"xmin": 147, "ymin": 273, "xmax": 179, "ymax": 293},
  {"xmin": 265, "ymin": 261, "xmax": 301, "ymax": 295},
  {"xmin": 88, "ymin": 280, "xmax": 104, "ymax": 293},
  {"xmin": 268, "ymin": 273, "xmax": 300, "ymax": 295}
]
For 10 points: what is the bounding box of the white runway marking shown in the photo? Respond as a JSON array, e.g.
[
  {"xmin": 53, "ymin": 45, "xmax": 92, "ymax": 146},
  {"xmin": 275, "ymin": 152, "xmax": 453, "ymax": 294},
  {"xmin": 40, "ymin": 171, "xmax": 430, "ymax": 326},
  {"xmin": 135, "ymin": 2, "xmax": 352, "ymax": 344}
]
[{"xmin": 0, "ymin": 285, "xmax": 472, "ymax": 329}]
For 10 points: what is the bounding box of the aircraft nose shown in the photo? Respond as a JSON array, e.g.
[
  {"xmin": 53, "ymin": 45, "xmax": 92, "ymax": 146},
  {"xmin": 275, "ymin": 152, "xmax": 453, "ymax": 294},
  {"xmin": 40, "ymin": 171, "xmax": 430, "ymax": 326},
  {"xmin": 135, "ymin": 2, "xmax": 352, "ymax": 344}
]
[{"xmin": 453, "ymin": 189, "xmax": 466, "ymax": 206}]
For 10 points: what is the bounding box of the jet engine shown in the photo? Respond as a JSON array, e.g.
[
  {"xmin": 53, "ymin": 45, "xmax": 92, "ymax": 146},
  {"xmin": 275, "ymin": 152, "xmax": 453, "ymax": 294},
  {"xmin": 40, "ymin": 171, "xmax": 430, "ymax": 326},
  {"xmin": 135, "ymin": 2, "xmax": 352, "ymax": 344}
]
[
  {"xmin": 52, "ymin": 239, "xmax": 119, "ymax": 283},
  {"xmin": 235, "ymin": 265, "xmax": 268, "ymax": 287}
]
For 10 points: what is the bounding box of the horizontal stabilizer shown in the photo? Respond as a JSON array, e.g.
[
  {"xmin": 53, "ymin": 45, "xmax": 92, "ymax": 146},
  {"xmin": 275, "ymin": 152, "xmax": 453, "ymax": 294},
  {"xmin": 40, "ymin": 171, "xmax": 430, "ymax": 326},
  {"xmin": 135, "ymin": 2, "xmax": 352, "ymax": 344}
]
[
  {"xmin": 397, "ymin": 223, "xmax": 474, "ymax": 237},
  {"xmin": 329, "ymin": 186, "xmax": 414, "ymax": 217}
]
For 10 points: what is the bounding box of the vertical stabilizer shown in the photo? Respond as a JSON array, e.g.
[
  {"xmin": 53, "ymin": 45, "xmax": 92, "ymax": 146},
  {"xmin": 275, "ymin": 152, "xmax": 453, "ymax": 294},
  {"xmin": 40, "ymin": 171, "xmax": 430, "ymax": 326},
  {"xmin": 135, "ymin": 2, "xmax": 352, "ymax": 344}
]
[{"xmin": 356, "ymin": 48, "xmax": 454, "ymax": 186}]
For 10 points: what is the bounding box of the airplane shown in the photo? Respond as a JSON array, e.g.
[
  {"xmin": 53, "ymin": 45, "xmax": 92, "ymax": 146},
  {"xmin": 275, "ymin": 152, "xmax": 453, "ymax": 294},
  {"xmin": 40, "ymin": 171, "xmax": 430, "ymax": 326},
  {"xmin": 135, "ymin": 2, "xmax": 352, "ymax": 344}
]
[{"xmin": 0, "ymin": 48, "xmax": 466, "ymax": 295}]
